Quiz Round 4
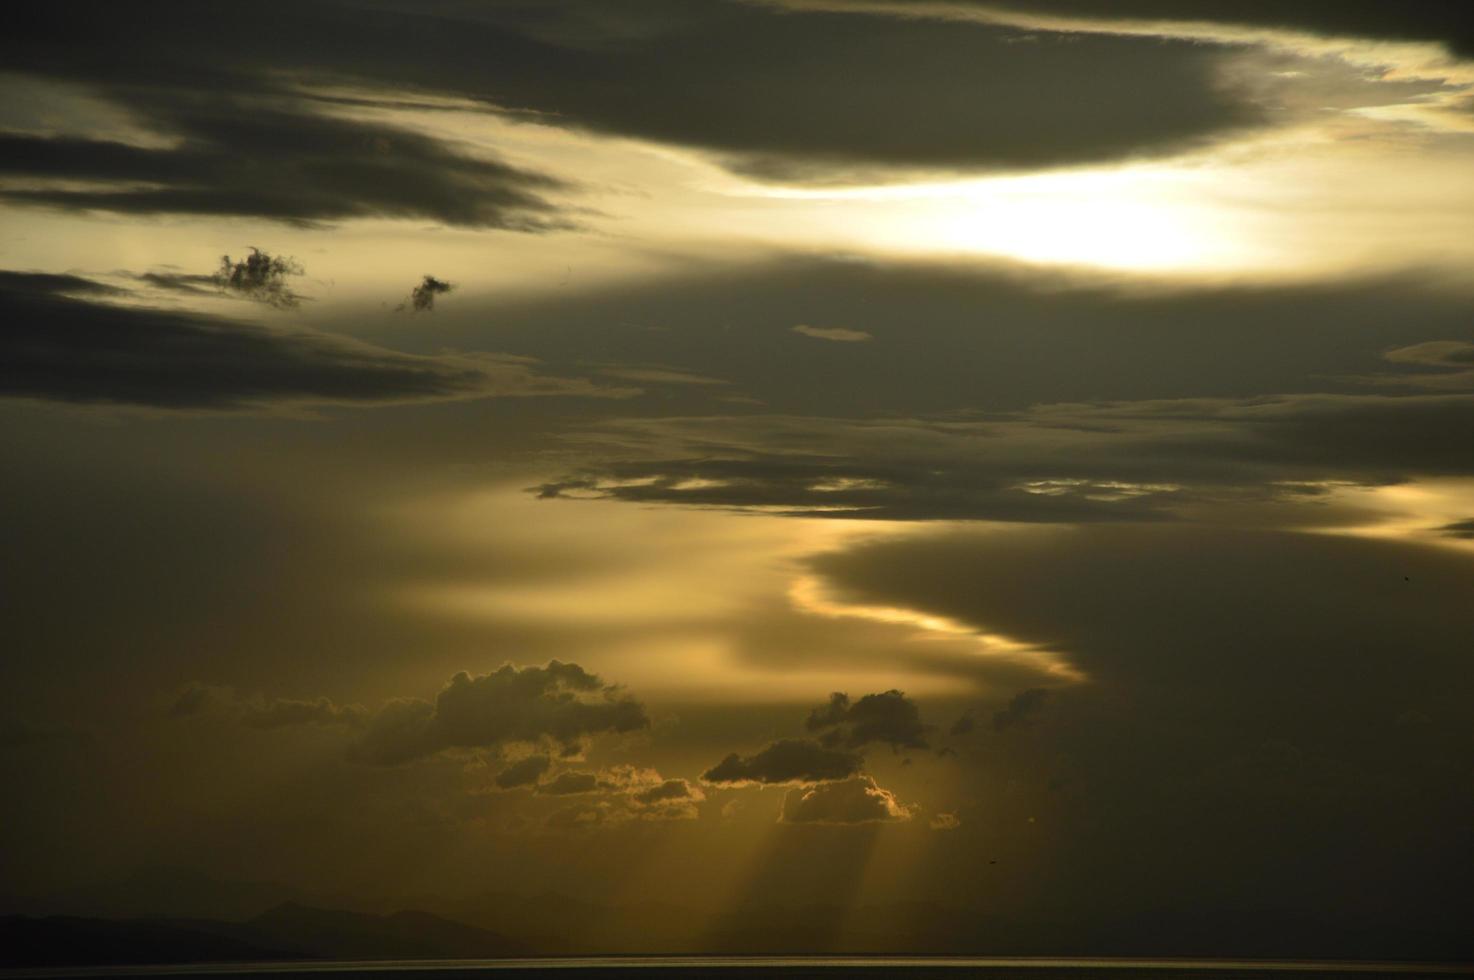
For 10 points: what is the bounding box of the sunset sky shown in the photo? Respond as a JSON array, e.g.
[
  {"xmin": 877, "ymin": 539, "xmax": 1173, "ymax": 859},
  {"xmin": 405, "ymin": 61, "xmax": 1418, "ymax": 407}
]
[{"xmin": 3, "ymin": 0, "xmax": 1472, "ymax": 956}]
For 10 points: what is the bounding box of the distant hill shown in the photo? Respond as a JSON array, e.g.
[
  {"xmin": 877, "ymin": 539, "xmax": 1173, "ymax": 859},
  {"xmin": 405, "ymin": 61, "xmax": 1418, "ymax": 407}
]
[
  {"xmin": 237, "ymin": 901, "xmax": 530, "ymax": 960},
  {"xmin": 0, "ymin": 913, "xmax": 298, "ymax": 968},
  {"xmin": 0, "ymin": 902, "xmax": 527, "ymax": 968}
]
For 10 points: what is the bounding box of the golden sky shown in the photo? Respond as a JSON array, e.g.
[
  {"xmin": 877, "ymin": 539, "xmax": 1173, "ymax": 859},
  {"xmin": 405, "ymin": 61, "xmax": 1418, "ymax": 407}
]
[{"xmin": 2, "ymin": 0, "xmax": 1473, "ymax": 960}]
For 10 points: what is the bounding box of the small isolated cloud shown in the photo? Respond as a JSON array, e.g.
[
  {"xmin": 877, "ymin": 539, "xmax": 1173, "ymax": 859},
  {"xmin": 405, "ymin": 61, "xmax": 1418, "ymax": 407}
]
[
  {"xmin": 214, "ymin": 248, "xmax": 304, "ymax": 308},
  {"xmin": 806, "ymin": 690, "xmax": 929, "ymax": 750},
  {"xmin": 780, "ymin": 775, "xmax": 916, "ymax": 825},
  {"xmin": 993, "ymin": 688, "xmax": 1051, "ymax": 732},
  {"xmin": 702, "ymin": 738, "xmax": 863, "ymax": 785},
  {"xmin": 495, "ymin": 754, "xmax": 552, "ymax": 789},
  {"xmin": 336, "ymin": 662, "xmax": 648, "ymax": 766},
  {"xmin": 402, "ymin": 274, "xmax": 455, "ymax": 313},
  {"xmin": 792, "ymin": 324, "xmax": 871, "ymax": 343},
  {"xmin": 930, "ymin": 812, "xmax": 961, "ymax": 831},
  {"xmin": 950, "ymin": 710, "xmax": 976, "ymax": 737}
]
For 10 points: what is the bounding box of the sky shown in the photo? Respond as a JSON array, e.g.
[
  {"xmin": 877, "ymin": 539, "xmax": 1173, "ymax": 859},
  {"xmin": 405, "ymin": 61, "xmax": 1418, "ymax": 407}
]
[{"xmin": 2, "ymin": 0, "xmax": 1473, "ymax": 958}]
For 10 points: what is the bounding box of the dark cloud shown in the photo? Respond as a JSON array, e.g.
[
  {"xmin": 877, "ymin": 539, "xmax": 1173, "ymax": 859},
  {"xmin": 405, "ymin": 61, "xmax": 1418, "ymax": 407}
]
[
  {"xmin": 806, "ymin": 523, "xmax": 1474, "ymax": 935},
  {"xmin": 992, "ymin": 688, "xmax": 1051, "ymax": 733},
  {"xmin": 536, "ymin": 771, "xmax": 601, "ymax": 796},
  {"xmin": 495, "ymin": 754, "xmax": 553, "ymax": 790},
  {"xmin": 1355, "ymin": 342, "xmax": 1474, "ymax": 390},
  {"xmin": 873, "ymin": 0, "xmax": 1474, "ymax": 59},
  {"xmin": 632, "ymin": 778, "xmax": 699, "ymax": 806},
  {"xmin": 0, "ymin": 82, "xmax": 570, "ymax": 228},
  {"xmin": 779, "ymin": 775, "xmax": 915, "ymax": 825},
  {"xmin": 949, "ymin": 711, "xmax": 976, "ymax": 737},
  {"xmin": 1, "ymin": 1, "xmax": 1259, "ymax": 184},
  {"xmin": 347, "ymin": 663, "xmax": 649, "ymax": 766},
  {"xmin": 540, "ymin": 770, "xmax": 704, "ymax": 827},
  {"xmin": 402, "ymin": 275, "xmax": 456, "ymax": 314},
  {"xmin": 1437, "ymin": 519, "xmax": 1474, "ymax": 540},
  {"xmin": 534, "ymin": 384, "xmax": 1474, "ymax": 524},
  {"xmin": 0, "ymin": 269, "xmax": 622, "ymax": 410},
  {"xmin": 701, "ymin": 738, "xmax": 863, "ymax": 785},
  {"xmin": 806, "ymin": 690, "xmax": 929, "ymax": 751},
  {"xmin": 166, "ymin": 684, "xmax": 369, "ymax": 730},
  {"xmin": 214, "ymin": 249, "xmax": 304, "ymax": 309},
  {"xmin": 241, "ymin": 697, "xmax": 370, "ymax": 731}
]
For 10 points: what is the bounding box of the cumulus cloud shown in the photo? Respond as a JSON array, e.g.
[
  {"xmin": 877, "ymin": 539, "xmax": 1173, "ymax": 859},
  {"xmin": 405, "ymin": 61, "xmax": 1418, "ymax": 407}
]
[
  {"xmin": 949, "ymin": 711, "xmax": 977, "ymax": 737},
  {"xmin": 780, "ymin": 775, "xmax": 916, "ymax": 825},
  {"xmin": 537, "ymin": 771, "xmax": 601, "ymax": 796},
  {"xmin": 495, "ymin": 754, "xmax": 553, "ymax": 790},
  {"xmin": 805, "ymin": 690, "xmax": 930, "ymax": 750},
  {"xmin": 347, "ymin": 662, "xmax": 649, "ymax": 766},
  {"xmin": 993, "ymin": 688, "xmax": 1051, "ymax": 732},
  {"xmin": 792, "ymin": 324, "xmax": 871, "ymax": 343},
  {"xmin": 539, "ymin": 769, "xmax": 705, "ymax": 828},
  {"xmin": 702, "ymin": 738, "xmax": 863, "ymax": 785}
]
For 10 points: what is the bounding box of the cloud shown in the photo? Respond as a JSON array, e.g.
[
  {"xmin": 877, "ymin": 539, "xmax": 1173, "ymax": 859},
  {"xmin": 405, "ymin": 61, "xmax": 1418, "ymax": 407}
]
[
  {"xmin": 1, "ymin": 2, "xmax": 1260, "ymax": 185},
  {"xmin": 702, "ymin": 738, "xmax": 863, "ymax": 785},
  {"xmin": 1436, "ymin": 518, "xmax": 1474, "ymax": 540},
  {"xmin": 780, "ymin": 775, "xmax": 916, "ymax": 825},
  {"xmin": 241, "ymin": 697, "xmax": 370, "ymax": 731},
  {"xmin": 0, "ymin": 81, "xmax": 571, "ymax": 228},
  {"xmin": 167, "ymin": 684, "xmax": 369, "ymax": 730},
  {"xmin": 533, "ymin": 378, "xmax": 1474, "ymax": 524},
  {"xmin": 536, "ymin": 771, "xmax": 601, "ymax": 796},
  {"xmin": 347, "ymin": 662, "xmax": 649, "ymax": 766},
  {"xmin": 214, "ymin": 249, "xmax": 304, "ymax": 309},
  {"xmin": 804, "ymin": 0, "xmax": 1474, "ymax": 60},
  {"xmin": 929, "ymin": 812, "xmax": 961, "ymax": 831},
  {"xmin": 1353, "ymin": 341, "xmax": 1474, "ymax": 390},
  {"xmin": 949, "ymin": 711, "xmax": 976, "ymax": 737},
  {"xmin": 805, "ymin": 690, "xmax": 930, "ymax": 750},
  {"xmin": 792, "ymin": 324, "xmax": 871, "ymax": 343},
  {"xmin": 539, "ymin": 769, "xmax": 705, "ymax": 828},
  {"xmin": 495, "ymin": 754, "xmax": 553, "ymax": 790},
  {"xmin": 0, "ymin": 269, "xmax": 629, "ymax": 410},
  {"xmin": 403, "ymin": 275, "xmax": 456, "ymax": 314},
  {"xmin": 992, "ymin": 688, "xmax": 1051, "ymax": 732}
]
